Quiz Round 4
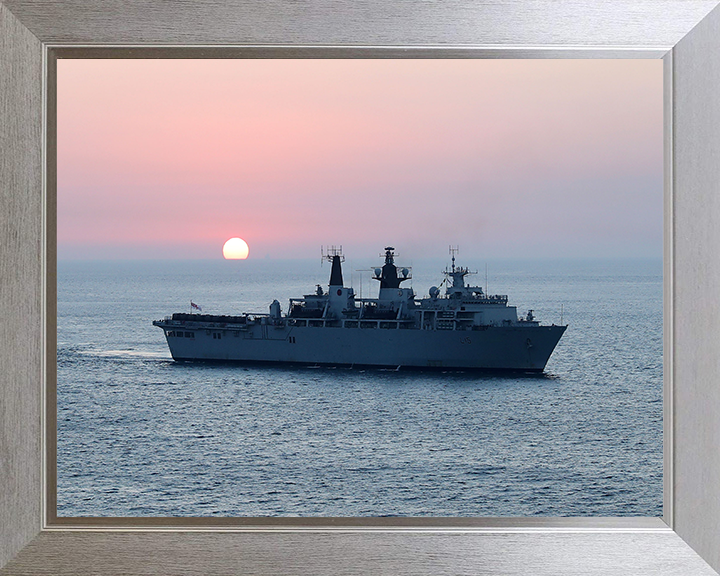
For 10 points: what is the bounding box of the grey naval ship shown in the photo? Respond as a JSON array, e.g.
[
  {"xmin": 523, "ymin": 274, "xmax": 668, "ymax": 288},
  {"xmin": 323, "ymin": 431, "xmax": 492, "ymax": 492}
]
[{"xmin": 153, "ymin": 247, "xmax": 566, "ymax": 371}]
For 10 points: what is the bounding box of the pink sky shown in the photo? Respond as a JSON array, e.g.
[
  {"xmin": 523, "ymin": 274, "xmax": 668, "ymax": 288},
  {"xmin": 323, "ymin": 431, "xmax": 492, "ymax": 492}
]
[{"xmin": 57, "ymin": 59, "xmax": 662, "ymax": 260}]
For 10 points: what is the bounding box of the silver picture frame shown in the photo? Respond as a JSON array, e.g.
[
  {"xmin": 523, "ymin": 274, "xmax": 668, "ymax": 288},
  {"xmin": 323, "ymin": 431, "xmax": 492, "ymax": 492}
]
[{"xmin": 2, "ymin": 1, "xmax": 720, "ymax": 574}]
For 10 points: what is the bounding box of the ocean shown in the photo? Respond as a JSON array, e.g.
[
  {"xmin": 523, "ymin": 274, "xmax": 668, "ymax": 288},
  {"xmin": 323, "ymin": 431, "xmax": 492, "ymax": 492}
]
[{"xmin": 57, "ymin": 257, "xmax": 662, "ymax": 517}]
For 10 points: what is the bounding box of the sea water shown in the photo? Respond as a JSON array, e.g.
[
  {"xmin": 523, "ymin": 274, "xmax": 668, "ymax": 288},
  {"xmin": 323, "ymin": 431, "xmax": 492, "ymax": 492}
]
[{"xmin": 57, "ymin": 258, "xmax": 662, "ymax": 517}]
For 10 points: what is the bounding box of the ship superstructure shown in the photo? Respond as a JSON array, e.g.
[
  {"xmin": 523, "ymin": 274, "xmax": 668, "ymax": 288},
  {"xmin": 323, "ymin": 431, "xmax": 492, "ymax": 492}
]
[{"xmin": 153, "ymin": 247, "xmax": 566, "ymax": 371}]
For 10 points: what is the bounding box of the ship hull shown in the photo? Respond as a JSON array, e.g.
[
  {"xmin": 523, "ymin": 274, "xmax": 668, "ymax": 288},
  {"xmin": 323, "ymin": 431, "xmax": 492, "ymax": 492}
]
[{"xmin": 157, "ymin": 322, "xmax": 567, "ymax": 371}]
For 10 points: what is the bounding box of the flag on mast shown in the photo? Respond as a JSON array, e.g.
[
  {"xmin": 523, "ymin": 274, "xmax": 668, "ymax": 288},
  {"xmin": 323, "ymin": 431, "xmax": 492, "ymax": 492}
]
[{"xmin": 191, "ymin": 301, "xmax": 202, "ymax": 312}]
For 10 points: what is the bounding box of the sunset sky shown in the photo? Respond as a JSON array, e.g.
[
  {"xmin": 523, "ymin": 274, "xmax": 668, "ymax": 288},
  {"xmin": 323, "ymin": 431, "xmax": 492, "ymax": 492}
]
[{"xmin": 57, "ymin": 59, "xmax": 662, "ymax": 261}]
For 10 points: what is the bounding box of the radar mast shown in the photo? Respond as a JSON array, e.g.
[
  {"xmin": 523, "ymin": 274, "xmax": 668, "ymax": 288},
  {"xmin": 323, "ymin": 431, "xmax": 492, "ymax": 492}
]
[
  {"xmin": 321, "ymin": 245, "xmax": 345, "ymax": 287},
  {"xmin": 443, "ymin": 246, "xmax": 478, "ymax": 294}
]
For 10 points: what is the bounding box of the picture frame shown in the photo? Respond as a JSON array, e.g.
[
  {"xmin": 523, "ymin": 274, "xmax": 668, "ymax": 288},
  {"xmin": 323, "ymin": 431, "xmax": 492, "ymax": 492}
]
[{"xmin": 2, "ymin": 1, "xmax": 720, "ymax": 574}]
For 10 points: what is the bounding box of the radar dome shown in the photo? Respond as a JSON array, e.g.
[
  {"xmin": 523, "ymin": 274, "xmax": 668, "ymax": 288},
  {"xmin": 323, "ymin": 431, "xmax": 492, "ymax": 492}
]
[
  {"xmin": 429, "ymin": 286, "xmax": 439, "ymax": 297},
  {"xmin": 401, "ymin": 268, "xmax": 409, "ymax": 277},
  {"xmin": 374, "ymin": 268, "xmax": 382, "ymax": 277}
]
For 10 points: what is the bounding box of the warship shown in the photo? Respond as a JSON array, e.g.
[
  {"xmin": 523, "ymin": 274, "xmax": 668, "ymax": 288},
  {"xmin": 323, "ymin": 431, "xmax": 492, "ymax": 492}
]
[{"xmin": 153, "ymin": 247, "xmax": 566, "ymax": 371}]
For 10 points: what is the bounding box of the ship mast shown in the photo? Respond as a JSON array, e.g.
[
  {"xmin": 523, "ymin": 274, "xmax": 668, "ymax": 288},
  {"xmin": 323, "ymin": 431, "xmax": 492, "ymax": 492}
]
[
  {"xmin": 321, "ymin": 245, "xmax": 345, "ymax": 287},
  {"xmin": 373, "ymin": 246, "xmax": 410, "ymax": 289},
  {"xmin": 449, "ymin": 245, "xmax": 459, "ymax": 273},
  {"xmin": 443, "ymin": 246, "xmax": 481, "ymax": 297}
]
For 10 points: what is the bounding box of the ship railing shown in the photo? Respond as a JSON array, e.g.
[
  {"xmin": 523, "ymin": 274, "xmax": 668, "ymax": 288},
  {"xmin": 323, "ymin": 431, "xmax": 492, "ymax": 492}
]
[
  {"xmin": 472, "ymin": 295, "xmax": 508, "ymax": 304},
  {"xmin": 345, "ymin": 318, "xmax": 416, "ymax": 329},
  {"xmin": 160, "ymin": 313, "xmax": 270, "ymax": 327}
]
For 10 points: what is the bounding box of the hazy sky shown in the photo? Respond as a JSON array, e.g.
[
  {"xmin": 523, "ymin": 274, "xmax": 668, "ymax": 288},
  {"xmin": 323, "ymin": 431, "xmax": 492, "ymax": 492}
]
[{"xmin": 58, "ymin": 59, "xmax": 662, "ymax": 261}]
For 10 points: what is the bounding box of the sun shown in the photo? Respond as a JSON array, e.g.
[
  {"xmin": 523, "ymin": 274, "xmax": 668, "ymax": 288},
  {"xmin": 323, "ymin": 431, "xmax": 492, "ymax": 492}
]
[{"xmin": 222, "ymin": 237, "xmax": 249, "ymax": 260}]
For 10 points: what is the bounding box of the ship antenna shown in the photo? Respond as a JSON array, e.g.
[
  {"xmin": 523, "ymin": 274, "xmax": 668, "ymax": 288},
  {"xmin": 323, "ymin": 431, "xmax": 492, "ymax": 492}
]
[
  {"xmin": 449, "ymin": 245, "xmax": 459, "ymax": 273},
  {"xmin": 321, "ymin": 245, "xmax": 345, "ymax": 265},
  {"xmin": 485, "ymin": 263, "xmax": 488, "ymax": 295}
]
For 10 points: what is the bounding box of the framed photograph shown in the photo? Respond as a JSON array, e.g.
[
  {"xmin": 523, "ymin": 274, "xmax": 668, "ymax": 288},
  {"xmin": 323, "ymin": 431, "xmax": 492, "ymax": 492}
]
[
  {"xmin": 2, "ymin": 1, "xmax": 720, "ymax": 575},
  {"xmin": 53, "ymin": 56, "xmax": 663, "ymax": 522}
]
